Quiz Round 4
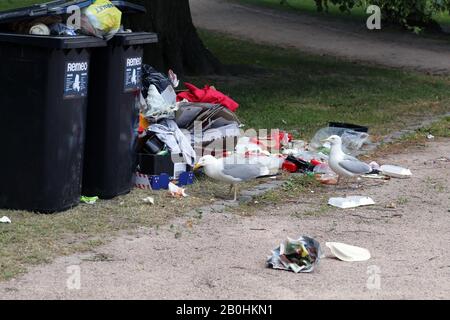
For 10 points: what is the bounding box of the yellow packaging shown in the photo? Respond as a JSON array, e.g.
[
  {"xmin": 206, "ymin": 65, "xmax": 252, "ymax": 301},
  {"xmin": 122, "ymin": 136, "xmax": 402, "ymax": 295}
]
[{"xmin": 82, "ymin": 0, "xmax": 122, "ymax": 40}]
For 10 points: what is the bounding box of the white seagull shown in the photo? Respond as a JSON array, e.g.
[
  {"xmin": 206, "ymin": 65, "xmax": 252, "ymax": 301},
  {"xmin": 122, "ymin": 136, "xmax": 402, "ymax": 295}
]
[
  {"xmin": 194, "ymin": 155, "xmax": 270, "ymax": 201},
  {"xmin": 323, "ymin": 135, "xmax": 372, "ymax": 185}
]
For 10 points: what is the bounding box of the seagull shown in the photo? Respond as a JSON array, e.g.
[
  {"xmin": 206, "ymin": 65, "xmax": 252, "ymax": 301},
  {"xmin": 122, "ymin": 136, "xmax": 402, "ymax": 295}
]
[
  {"xmin": 194, "ymin": 155, "xmax": 270, "ymax": 201},
  {"xmin": 323, "ymin": 135, "xmax": 372, "ymax": 185}
]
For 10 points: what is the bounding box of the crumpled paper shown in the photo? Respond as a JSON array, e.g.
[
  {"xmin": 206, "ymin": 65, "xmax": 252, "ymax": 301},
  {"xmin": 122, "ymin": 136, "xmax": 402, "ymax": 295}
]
[
  {"xmin": 0, "ymin": 216, "xmax": 11, "ymax": 224},
  {"xmin": 267, "ymin": 236, "xmax": 323, "ymax": 273},
  {"xmin": 168, "ymin": 183, "xmax": 188, "ymax": 198}
]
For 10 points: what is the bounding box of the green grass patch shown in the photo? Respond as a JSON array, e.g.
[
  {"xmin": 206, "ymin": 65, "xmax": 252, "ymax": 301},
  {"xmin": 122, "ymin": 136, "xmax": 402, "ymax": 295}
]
[
  {"xmin": 420, "ymin": 116, "xmax": 450, "ymax": 137},
  {"xmin": 198, "ymin": 30, "xmax": 450, "ymax": 139},
  {"xmin": 0, "ymin": 0, "xmax": 45, "ymax": 11}
]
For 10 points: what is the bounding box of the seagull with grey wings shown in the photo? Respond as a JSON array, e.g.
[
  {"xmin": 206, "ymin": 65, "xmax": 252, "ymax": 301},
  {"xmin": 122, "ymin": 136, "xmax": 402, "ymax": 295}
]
[
  {"xmin": 323, "ymin": 135, "xmax": 372, "ymax": 185},
  {"xmin": 194, "ymin": 155, "xmax": 271, "ymax": 201}
]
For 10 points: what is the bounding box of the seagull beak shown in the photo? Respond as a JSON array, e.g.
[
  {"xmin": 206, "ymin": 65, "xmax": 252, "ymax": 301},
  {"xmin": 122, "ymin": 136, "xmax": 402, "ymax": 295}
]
[
  {"xmin": 321, "ymin": 138, "xmax": 330, "ymax": 143},
  {"xmin": 193, "ymin": 163, "xmax": 203, "ymax": 171}
]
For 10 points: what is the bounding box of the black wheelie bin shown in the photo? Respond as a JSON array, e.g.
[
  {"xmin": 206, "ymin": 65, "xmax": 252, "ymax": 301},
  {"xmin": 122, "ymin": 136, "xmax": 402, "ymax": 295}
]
[
  {"xmin": 82, "ymin": 5, "xmax": 158, "ymax": 199},
  {"xmin": 0, "ymin": 33, "xmax": 106, "ymax": 213}
]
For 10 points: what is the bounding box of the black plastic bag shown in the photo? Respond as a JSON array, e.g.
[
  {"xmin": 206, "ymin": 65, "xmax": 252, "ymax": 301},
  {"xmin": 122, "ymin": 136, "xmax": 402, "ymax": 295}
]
[{"xmin": 141, "ymin": 64, "xmax": 172, "ymax": 98}]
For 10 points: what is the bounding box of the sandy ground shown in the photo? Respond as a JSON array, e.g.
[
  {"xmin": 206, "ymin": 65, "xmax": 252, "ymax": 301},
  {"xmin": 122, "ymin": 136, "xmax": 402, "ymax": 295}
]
[
  {"xmin": 189, "ymin": 0, "xmax": 450, "ymax": 74},
  {"xmin": 0, "ymin": 139, "xmax": 449, "ymax": 299}
]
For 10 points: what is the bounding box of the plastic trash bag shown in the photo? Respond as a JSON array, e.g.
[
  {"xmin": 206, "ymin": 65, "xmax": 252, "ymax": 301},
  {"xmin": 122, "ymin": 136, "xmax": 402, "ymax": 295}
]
[
  {"xmin": 148, "ymin": 119, "xmax": 196, "ymax": 166},
  {"xmin": 49, "ymin": 23, "xmax": 77, "ymax": 36},
  {"xmin": 311, "ymin": 127, "xmax": 372, "ymax": 155},
  {"xmin": 142, "ymin": 65, "xmax": 173, "ymax": 98},
  {"xmin": 81, "ymin": 0, "xmax": 122, "ymax": 40},
  {"xmin": 141, "ymin": 86, "xmax": 178, "ymax": 122},
  {"xmin": 267, "ymin": 236, "xmax": 323, "ymax": 273}
]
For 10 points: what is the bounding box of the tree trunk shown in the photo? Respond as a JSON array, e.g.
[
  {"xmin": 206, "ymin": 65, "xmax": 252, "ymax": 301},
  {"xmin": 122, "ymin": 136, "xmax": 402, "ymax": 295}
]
[{"xmin": 125, "ymin": 0, "xmax": 223, "ymax": 75}]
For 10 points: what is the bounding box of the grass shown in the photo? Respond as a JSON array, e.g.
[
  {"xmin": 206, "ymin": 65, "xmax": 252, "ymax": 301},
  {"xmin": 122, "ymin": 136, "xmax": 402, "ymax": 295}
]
[
  {"xmin": 237, "ymin": 0, "xmax": 450, "ymax": 27},
  {"xmin": 368, "ymin": 115, "xmax": 450, "ymax": 159},
  {"xmin": 197, "ymin": 30, "xmax": 450, "ymax": 139},
  {"xmin": 0, "ymin": 26, "xmax": 450, "ymax": 281},
  {"xmin": 0, "ymin": 176, "xmax": 259, "ymax": 281},
  {"xmin": 0, "ymin": 0, "xmax": 46, "ymax": 11}
]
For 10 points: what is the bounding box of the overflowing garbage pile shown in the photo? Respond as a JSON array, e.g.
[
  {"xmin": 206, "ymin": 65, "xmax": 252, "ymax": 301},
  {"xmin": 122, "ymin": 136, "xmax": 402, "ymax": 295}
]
[
  {"xmin": 134, "ymin": 61, "xmax": 413, "ymax": 198},
  {"xmin": 134, "ymin": 65, "xmax": 243, "ymax": 191}
]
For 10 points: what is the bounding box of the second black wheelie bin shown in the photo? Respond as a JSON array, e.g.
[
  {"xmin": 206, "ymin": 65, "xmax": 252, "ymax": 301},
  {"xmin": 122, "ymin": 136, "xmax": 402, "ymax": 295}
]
[{"xmin": 82, "ymin": 5, "xmax": 158, "ymax": 199}]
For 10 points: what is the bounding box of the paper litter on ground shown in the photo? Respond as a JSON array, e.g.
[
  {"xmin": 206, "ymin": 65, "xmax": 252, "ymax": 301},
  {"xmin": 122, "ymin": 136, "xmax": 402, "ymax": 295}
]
[
  {"xmin": 380, "ymin": 165, "xmax": 412, "ymax": 179},
  {"xmin": 142, "ymin": 197, "xmax": 155, "ymax": 205},
  {"xmin": 0, "ymin": 216, "xmax": 11, "ymax": 224},
  {"xmin": 328, "ymin": 196, "xmax": 375, "ymax": 209},
  {"xmin": 169, "ymin": 182, "xmax": 188, "ymax": 198},
  {"xmin": 266, "ymin": 236, "xmax": 323, "ymax": 273},
  {"xmin": 326, "ymin": 242, "xmax": 371, "ymax": 262}
]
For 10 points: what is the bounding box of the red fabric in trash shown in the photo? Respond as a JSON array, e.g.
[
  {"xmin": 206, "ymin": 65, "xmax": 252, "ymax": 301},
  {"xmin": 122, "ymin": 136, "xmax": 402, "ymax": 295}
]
[
  {"xmin": 177, "ymin": 83, "xmax": 239, "ymax": 112},
  {"xmin": 282, "ymin": 161, "xmax": 298, "ymax": 173}
]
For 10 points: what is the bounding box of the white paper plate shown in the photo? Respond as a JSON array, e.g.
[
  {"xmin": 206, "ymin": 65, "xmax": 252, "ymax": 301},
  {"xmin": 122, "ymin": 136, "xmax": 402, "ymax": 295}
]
[
  {"xmin": 380, "ymin": 165, "xmax": 412, "ymax": 179},
  {"xmin": 328, "ymin": 196, "xmax": 375, "ymax": 209},
  {"xmin": 326, "ymin": 242, "xmax": 371, "ymax": 262}
]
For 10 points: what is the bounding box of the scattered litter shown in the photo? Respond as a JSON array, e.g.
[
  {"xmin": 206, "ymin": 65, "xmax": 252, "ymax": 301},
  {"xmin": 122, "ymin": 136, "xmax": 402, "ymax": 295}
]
[
  {"xmin": 169, "ymin": 182, "xmax": 188, "ymax": 198},
  {"xmin": 328, "ymin": 196, "xmax": 375, "ymax": 209},
  {"xmin": 80, "ymin": 196, "xmax": 99, "ymax": 205},
  {"xmin": 385, "ymin": 202, "xmax": 397, "ymax": 209},
  {"xmin": 369, "ymin": 161, "xmax": 381, "ymax": 170},
  {"xmin": 380, "ymin": 165, "xmax": 412, "ymax": 179},
  {"xmin": 135, "ymin": 172, "xmax": 152, "ymax": 190},
  {"xmin": 361, "ymin": 174, "xmax": 390, "ymax": 180},
  {"xmin": 148, "ymin": 119, "xmax": 196, "ymax": 166},
  {"xmin": 177, "ymin": 83, "xmax": 239, "ymax": 112},
  {"xmin": 168, "ymin": 69, "xmax": 179, "ymax": 88},
  {"xmin": 427, "ymin": 134, "xmax": 435, "ymax": 140},
  {"xmin": 326, "ymin": 242, "xmax": 371, "ymax": 262},
  {"xmin": 0, "ymin": 216, "xmax": 11, "ymax": 224},
  {"xmin": 49, "ymin": 23, "xmax": 77, "ymax": 36},
  {"xmin": 266, "ymin": 236, "xmax": 323, "ymax": 273},
  {"xmin": 142, "ymin": 197, "xmax": 155, "ymax": 205},
  {"xmin": 311, "ymin": 126, "xmax": 372, "ymax": 155},
  {"xmin": 81, "ymin": 0, "xmax": 122, "ymax": 40},
  {"xmin": 314, "ymin": 163, "xmax": 338, "ymax": 185},
  {"xmin": 29, "ymin": 23, "xmax": 50, "ymax": 35}
]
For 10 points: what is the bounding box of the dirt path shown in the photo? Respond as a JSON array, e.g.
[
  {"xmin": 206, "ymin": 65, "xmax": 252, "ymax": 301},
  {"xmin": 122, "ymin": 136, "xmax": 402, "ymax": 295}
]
[
  {"xmin": 190, "ymin": 0, "xmax": 450, "ymax": 74},
  {"xmin": 1, "ymin": 139, "xmax": 449, "ymax": 299}
]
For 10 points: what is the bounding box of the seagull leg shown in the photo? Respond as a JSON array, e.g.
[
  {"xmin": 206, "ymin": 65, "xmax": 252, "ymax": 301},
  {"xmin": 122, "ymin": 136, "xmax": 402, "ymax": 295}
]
[
  {"xmin": 335, "ymin": 176, "xmax": 341, "ymax": 190},
  {"xmin": 229, "ymin": 184, "xmax": 234, "ymax": 195},
  {"xmin": 233, "ymin": 185, "xmax": 238, "ymax": 202}
]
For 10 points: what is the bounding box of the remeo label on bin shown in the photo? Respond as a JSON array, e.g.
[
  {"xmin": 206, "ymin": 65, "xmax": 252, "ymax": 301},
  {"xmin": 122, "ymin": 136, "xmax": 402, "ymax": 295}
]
[
  {"xmin": 64, "ymin": 61, "xmax": 89, "ymax": 99},
  {"xmin": 124, "ymin": 57, "xmax": 142, "ymax": 92}
]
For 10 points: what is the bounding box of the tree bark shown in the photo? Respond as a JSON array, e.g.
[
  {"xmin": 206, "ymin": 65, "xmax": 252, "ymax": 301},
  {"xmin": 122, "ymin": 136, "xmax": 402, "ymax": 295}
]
[{"xmin": 125, "ymin": 0, "xmax": 223, "ymax": 75}]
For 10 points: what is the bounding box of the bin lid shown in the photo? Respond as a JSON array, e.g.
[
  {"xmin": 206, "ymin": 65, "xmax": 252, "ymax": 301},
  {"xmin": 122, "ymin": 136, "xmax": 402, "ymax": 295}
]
[
  {"xmin": 0, "ymin": 32, "xmax": 107, "ymax": 49},
  {"xmin": 111, "ymin": 32, "xmax": 158, "ymax": 46},
  {"xmin": 0, "ymin": 0, "xmax": 146, "ymax": 24}
]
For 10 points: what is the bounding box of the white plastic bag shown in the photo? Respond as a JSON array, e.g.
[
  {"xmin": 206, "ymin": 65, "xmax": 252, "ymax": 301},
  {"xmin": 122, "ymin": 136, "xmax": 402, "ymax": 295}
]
[
  {"xmin": 142, "ymin": 85, "xmax": 179, "ymax": 121},
  {"xmin": 311, "ymin": 127, "xmax": 371, "ymax": 155}
]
